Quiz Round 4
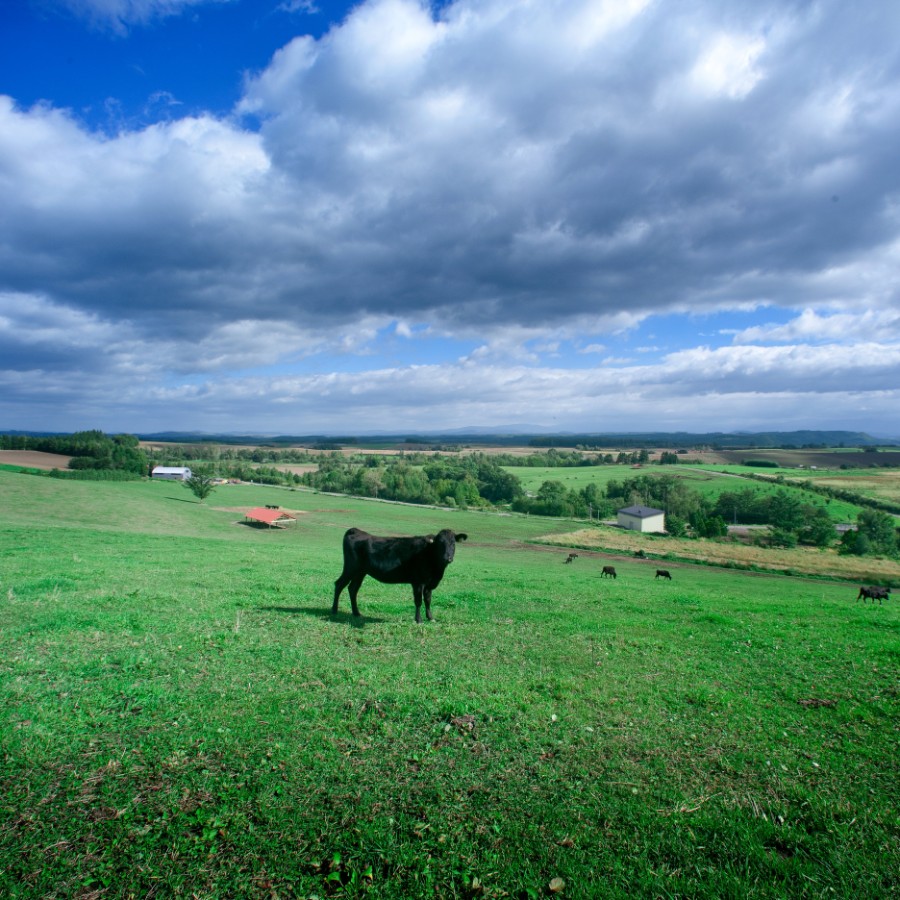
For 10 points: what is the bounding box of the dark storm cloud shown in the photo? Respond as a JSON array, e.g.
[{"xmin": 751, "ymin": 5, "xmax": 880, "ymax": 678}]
[{"xmin": 2, "ymin": 0, "xmax": 900, "ymax": 432}]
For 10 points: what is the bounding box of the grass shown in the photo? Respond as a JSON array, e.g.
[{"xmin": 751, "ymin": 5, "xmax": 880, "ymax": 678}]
[
  {"xmin": 504, "ymin": 464, "xmax": 866, "ymax": 523},
  {"xmin": 1, "ymin": 471, "xmax": 898, "ymax": 899},
  {"xmin": 541, "ymin": 525, "xmax": 900, "ymax": 584}
]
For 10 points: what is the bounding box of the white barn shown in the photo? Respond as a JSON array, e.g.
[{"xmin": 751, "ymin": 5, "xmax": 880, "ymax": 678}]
[
  {"xmin": 617, "ymin": 504, "xmax": 665, "ymax": 533},
  {"xmin": 151, "ymin": 466, "xmax": 193, "ymax": 481}
]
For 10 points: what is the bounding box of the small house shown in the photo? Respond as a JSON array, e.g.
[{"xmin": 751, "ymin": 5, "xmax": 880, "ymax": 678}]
[
  {"xmin": 617, "ymin": 504, "xmax": 665, "ymax": 533},
  {"xmin": 151, "ymin": 466, "xmax": 193, "ymax": 481}
]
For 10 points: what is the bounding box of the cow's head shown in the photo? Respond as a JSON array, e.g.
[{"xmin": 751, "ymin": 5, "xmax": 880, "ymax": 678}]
[{"xmin": 429, "ymin": 529, "xmax": 468, "ymax": 565}]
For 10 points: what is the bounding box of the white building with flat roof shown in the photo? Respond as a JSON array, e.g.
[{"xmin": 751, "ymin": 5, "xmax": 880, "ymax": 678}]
[
  {"xmin": 617, "ymin": 505, "xmax": 665, "ymax": 533},
  {"xmin": 151, "ymin": 466, "xmax": 192, "ymax": 481}
]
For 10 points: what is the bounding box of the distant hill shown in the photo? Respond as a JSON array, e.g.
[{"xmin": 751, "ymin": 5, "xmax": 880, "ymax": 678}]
[
  {"xmin": 4, "ymin": 428, "xmax": 896, "ymax": 449},
  {"xmin": 525, "ymin": 430, "xmax": 898, "ymax": 449},
  {"xmin": 132, "ymin": 429, "xmax": 897, "ymax": 448}
]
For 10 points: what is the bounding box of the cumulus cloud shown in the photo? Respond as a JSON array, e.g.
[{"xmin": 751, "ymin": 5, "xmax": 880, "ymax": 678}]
[
  {"xmin": 3, "ymin": 0, "xmax": 900, "ymax": 433},
  {"xmin": 732, "ymin": 308, "xmax": 900, "ymax": 345}
]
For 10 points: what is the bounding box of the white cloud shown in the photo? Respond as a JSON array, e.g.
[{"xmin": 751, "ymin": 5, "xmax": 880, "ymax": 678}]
[
  {"xmin": 690, "ymin": 32, "xmax": 766, "ymax": 100},
  {"xmin": 4, "ymin": 0, "xmax": 900, "ymax": 433},
  {"xmin": 732, "ymin": 308, "xmax": 900, "ymax": 345}
]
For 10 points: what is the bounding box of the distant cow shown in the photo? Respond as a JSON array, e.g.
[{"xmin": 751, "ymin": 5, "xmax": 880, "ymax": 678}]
[
  {"xmin": 857, "ymin": 586, "xmax": 890, "ymax": 605},
  {"xmin": 565, "ymin": 553, "xmax": 578, "ymax": 564},
  {"xmin": 655, "ymin": 569, "xmax": 672, "ymax": 580},
  {"xmin": 333, "ymin": 528, "xmax": 468, "ymax": 623},
  {"xmin": 601, "ymin": 565, "xmax": 617, "ymax": 579}
]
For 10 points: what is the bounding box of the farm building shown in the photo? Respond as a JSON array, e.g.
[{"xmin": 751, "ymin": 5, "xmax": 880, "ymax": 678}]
[
  {"xmin": 617, "ymin": 504, "xmax": 666, "ymax": 533},
  {"xmin": 151, "ymin": 466, "xmax": 192, "ymax": 481},
  {"xmin": 244, "ymin": 507, "xmax": 297, "ymax": 528}
]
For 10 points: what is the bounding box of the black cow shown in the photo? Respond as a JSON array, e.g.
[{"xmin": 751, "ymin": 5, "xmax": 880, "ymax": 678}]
[
  {"xmin": 333, "ymin": 528, "xmax": 468, "ymax": 623},
  {"xmin": 857, "ymin": 586, "xmax": 890, "ymax": 605},
  {"xmin": 565, "ymin": 553, "xmax": 578, "ymax": 564},
  {"xmin": 655, "ymin": 569, "xmax": 672, "ymax": 580},
  {"xmin": 601, "ymin": 565, "xmax": 617, "ymax": 579}
]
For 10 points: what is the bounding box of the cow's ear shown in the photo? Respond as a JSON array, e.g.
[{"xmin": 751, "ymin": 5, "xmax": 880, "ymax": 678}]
[{"xmin": 456, "ymin": 533, "xmax": 468, "ymax": 542}]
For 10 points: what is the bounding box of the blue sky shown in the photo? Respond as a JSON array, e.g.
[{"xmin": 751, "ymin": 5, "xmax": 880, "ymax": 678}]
[{"xmin": 1, "ymin": 0, "xmax": 899, "ymax": 436}]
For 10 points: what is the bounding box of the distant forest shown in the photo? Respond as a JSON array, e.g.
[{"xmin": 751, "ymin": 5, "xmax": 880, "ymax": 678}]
[
  {"xmin": 132, "ymin": 429, "xmax": 895, "ymax": 448},
  {"xmin": 4, "ymin": 428, "xmax": 893, "ymax": 449}
]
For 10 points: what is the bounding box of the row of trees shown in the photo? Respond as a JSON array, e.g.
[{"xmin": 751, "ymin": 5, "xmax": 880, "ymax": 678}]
[
  {"xmin": 511, "ymin": 474, "xmax": 900, "ymax": 554},
  {"xmin": 1, "ymin": 430, "xmax": 148, "ymax": 476},
  {"xmin": 9, "ymin": 432, "xmax": 894, "ymax": 556},
  {"xmin": 181, "ymin": 451, "xmax": 897, "ymax": 556},
  {"xmin": 298, "ymin": 455, "xmax": 521, "ymax": 508}
]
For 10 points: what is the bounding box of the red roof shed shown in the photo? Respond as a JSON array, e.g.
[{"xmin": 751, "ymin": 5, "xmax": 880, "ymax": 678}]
[{"xmin": 245, "ymin": 507, "xmax": 297, "ymax": 528}]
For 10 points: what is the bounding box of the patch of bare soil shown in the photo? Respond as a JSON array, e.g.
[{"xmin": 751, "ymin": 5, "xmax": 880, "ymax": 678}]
[
  {"xmin": 214, "ymin": 506, "xmax": 309, "ymax": 515},
  {"xmin": 0, "ymin": 450, "xmax": 73, "ymax": 470}
]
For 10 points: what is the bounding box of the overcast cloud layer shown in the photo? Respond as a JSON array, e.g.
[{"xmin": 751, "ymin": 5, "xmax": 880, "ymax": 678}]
[{"xmin": 2, "ymin": 0, "xmax": 900, "ymax": 435}]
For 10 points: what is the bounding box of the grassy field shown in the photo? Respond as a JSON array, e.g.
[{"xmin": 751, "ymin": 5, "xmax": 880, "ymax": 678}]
[
  {"xmin": 538, "ymin": 526, "xmax": 900, "ymax": 584},
  {"xmin": 505, "ymin": 464, "xmax": 866, "ymax": 523},
  {"xmin": 1, "ymin": 471, "xmax": 898, "ymax": 899}
]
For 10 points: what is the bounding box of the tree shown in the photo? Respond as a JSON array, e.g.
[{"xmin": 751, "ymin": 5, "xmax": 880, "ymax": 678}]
[
  {"xmin": 692, "ymin": 512, "xmax": 728, "ymax": 538},
  {"xmin": 856, "ymin": 509, "xmax": 899, "ymax": 556},
  {"xmin": 768, "ymin": 490, "xmax": 804, "ymax": 533},
  {"xmin": 666, "ymin": 514, "xmax": 688, "ymax": 537},
  {"xmin": 475, "ymin": 460, "xmax": 523, "ymax": 504},
  {"xmin": 769, "ymin": 526, "xmax": 798, "ymax": 548},
  {"xmin": 798, "ymin": 506, "xmax": 835, "ymax": 548},
  {"xmin": 184, "ymin": 472, "xmax": 217, "ymax": 503}
]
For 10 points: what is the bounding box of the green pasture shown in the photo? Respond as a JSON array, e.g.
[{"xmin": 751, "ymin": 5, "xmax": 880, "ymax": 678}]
[
  {"xmin": 505, "ymin": 464, "xmax": 865, "ymax": 522},
  {"xmin": 1, "ymin": 471, "xmax": 898, "ymax": 899}
]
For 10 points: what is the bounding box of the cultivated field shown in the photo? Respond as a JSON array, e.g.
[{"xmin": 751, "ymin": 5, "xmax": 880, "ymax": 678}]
[
  {"xmin": 1, "ymin": 471, "xmax": 897, "ymax": 899},
  {"xmin": 0, "ymin": 449, "xmax": 73, "ymax": 470}
]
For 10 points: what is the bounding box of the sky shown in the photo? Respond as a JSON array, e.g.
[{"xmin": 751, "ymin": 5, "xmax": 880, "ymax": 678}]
[{"xmin": 2, "ymin": 0, "xmax": 900, "ymax": 437}]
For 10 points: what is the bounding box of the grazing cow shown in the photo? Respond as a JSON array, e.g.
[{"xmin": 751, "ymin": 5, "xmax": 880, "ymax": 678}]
[
  {"xmin": 565, "ymin": 553, "xmax": 578, "ymax": 564},
  {"xmin": 857, "ymin": 586, "xmax": 890, "ymax": 605},
  {"xmin": 333, "ymin": 528, "xmax": 468, "ymax": 623},
  {"xmin": 655, "ymin": 569, "xmax": 672, "ymax": 580},
  {"xmin": 601, "ymin": 565, "xmax": 617, "ymax": 579}
]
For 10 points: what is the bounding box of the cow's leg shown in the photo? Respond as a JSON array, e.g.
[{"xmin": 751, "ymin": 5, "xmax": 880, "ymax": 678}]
[
  {"xmin": 413, "ymin": 584, "xmax": 424, "ymax": 624},
  {"xmin": 332, "ymin": 572, "xmax": 350, "ymax": 614},
  {"xmin": 347, "ymin": 576, "xmax": 364, "ymax": 617},
  {"xmin": 424, "ymin": 587, "xmax": 435, "ymax": 622}
]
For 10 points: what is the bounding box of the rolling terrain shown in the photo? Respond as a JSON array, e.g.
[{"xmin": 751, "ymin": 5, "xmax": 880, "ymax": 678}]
[{"xmin": 1, "ymin": 470, "xmax": 897, "ymax": 898}]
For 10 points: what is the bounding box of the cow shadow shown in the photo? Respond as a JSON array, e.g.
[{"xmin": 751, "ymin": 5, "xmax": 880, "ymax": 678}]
[{"xmin": 258, "ymin": 605, "xmax": 386, "ymax": 628}]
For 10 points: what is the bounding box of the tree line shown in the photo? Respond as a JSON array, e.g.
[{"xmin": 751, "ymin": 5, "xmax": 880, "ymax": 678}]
[
  {"xmin": 6, "ymin": 432, "xmax": 896, "ymax": 557},
  {"xmin": 1, "ymin": 430, "xmax": 148, "ymax": 476}
]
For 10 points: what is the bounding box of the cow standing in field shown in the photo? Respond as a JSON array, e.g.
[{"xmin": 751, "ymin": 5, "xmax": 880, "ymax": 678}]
[
  {"xmin": 857, "ymin": 586, "xmax": 890, "ymax": 605},
  {"xmin": 655, "ymin": 569, "xmax": 672, "ymax": 580},
  {"xmin": 565, "ymin": 553, "xmax": 578, "ymax": 564},
  {"xmin": 601, "ymin": 565, "xmax": 617, "ymax": 579},
  {"xmin": 333, "ymin": 528, "xmax": 468, "ymax": 623}
]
